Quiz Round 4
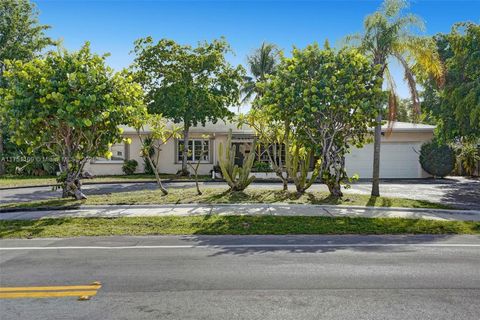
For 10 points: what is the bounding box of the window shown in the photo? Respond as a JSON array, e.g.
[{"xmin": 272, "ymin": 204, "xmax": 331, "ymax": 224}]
[
  {"xmin": 94, "ymin": 142, "xmax": 126, "ymax": 163},
  {"xmin": 177, "ymin": 139, "xmax": 210, "ymax": 163},
  {"xmin": 257, "ymin": 143, "xmax": 286, "ymax": 165}
]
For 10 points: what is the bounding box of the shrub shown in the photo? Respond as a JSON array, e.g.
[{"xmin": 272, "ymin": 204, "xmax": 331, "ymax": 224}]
[
  {"xmin": 458, "ymin": 142, "xmax": 479, "ymax": 176},
  {"xmin": 6, "ymin": 159, "xmax": 57, "ymax": 176},
  {"xmin": 252, "ymin": 161, "xmax": 272, "ymax": 172},
  {"xmin": 419, "ymin": 141, "xmax": 455, "ymax": 178},
  {"xmin": 122, "ymin": 159, "xmax": 138, "ymax": 175}
]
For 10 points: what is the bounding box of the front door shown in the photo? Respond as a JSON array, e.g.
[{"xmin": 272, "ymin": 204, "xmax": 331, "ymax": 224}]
[{"xmin": 233, "ymin": 143, "xmax": 245, "ymax": 166}]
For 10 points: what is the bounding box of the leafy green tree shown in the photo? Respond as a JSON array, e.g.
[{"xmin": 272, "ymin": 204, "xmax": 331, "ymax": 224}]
[
  {"xmin": 239, "ymin": 109, "xmax": 289, "ymax": 190},
  {"xmin": 259, "ymin": 44, "xmax": 381, "ymax": 196},
  {"xmin": 132, "ymin": 37, "xmax": 244, "ymax": 175},
  {"xmin": 345, "ymin": 0, "xmax": 443, "ymax": 196},
  {"xmin": 382, "ymin": 98, "xmax": 417, "ymax": 122},
  {"xmin": 131, "ymin": 113, "xmax": 181, "ymax": 195},
  {"xmin": 0, "ymin": 43, "xmax": 145, "ymax": 199},
  {"xmin": 421, "ymin": 23, "xmax": 480, "ymax": 142},
  {"xmin": 241, "ymin": 42, "xmax": 280, "ymax": 105},
  {"xmin": 0, "ymin": 0, "xmax": 56, "ymax": 175}
]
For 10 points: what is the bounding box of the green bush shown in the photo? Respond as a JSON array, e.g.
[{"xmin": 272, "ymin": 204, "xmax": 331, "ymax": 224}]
[
  {"xmin": 457, "ymin": 142, "xmax": 479, "ymax": 176},
  {"xmin": 122, "ymin": 159, "xmax": 138, "ymax": 175},
  {"xmin": 252, "ymin": 161, "xmax": 272, "ymax": 172},
  {"xmin": 419, "ymin": 141, "xmax": 455, "ymax": 178}
]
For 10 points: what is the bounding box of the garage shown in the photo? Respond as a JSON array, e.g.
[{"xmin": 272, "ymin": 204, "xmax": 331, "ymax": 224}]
[{"xmin": 344, "ymin": 122, "xmax": 435, "ymax": 179}]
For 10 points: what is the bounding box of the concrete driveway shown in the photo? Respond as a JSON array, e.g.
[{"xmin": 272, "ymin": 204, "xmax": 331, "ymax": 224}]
[{"xmin": 0, "ymin": 177, "xmax": 479, "ymax": 209}]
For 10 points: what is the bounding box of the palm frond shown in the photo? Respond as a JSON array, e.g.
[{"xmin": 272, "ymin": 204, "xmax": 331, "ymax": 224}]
[
  {"xmin": 384, "ymin": 67, "xmax": 399, "ymax": 134},
  {"xmin": 247, "ymin": 42, "xmax": 280, "ymax": 81},
  {"xmin": 381, "ymin": 0, "xmax": 409, "ymax": 18},
  {"xmin": 341, "ymin": 33, "xmax": 363, "ymax": 49},
  {"xmin": 392, "ymin": 13, "xmax": 425, "ymax": 33},
  {"xmin": 393, "ymin": 53, "xmax": 421, "ymax": 121},
  {"xmin": 240, "ymin": 79, "xmax": 256, "ymax": 104},
  {"xmin": 399, "ymin": 36, "xmax": 444, "ymax": 86},
  {"xmin": 242, "ymin": 42, "xmax": 280, "ymax": 106}
]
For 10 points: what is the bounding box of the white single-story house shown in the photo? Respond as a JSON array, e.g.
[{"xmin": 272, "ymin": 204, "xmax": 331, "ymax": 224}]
[{"xmin": 83, "ymin": 121, "xmax": 435, "ymax": 179}]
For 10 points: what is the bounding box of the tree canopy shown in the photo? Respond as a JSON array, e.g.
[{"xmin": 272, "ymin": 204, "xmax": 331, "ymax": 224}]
[
  {"xmin": 421, "ymin": 22, "xmax": 480, "ymax": 142},
  {"xmin": 0, "ymin": 0, "xmax": 57, "ymax": 175},
  {"xmin": 241, "ymin": 42, "xmax": 280, "ymax": 104},
  {"xmin": 344, "ymin": 0, "xmax": 443, "ymax": 196},
  {"xmin": 0, "ymin": 0, "xmax": 56, "ymax": 68},
  {"xmin": 0, "ymin": 43, "xmax": 145, "ymax": 198},
  {"xmin": 132, "ymin": 37, "xmax": 244, "ymax": 127},
  {"xmin": 132, "ymin": 37, "xmax": 245, "ymax": 174},
  {"xmin": 258, "ymin": 44, "xmax": 382, "ymax": 196}
]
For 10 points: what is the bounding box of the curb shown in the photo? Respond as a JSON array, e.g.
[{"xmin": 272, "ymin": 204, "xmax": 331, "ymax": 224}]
[
  {"xmin": 2, "ymin": 176, "xmax": 478, "ymax": 191},
  {"xmin": 1, "ymin": 203, "xmax": 477, "ymax": 215},
  {"xmin": 0, "ymin": 179, "xmax": 230, "ymax": 191}
]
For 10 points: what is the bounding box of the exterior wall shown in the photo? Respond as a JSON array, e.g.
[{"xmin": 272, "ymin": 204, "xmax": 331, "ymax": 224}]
[
  {"xmin": 379, "ymin": 131, "xmax": 434, "ymax": 143},
  {"xmin": 344, "ymin": 131, "xmax": 434, "ymax": 179},
  {"xmin": 84, "ymin": 130, "xmax": 434, "ymax": 178},
  {"xmin": 153, "ymin": 133, "xmax": 219, "ymax": 175},
  {"xmin": 84, "ymin": 133, "xmax": 229, "ymax": 176},
  {"xmin": 83, "ymin": 134, "xmax": 145, "ymax": 176}
]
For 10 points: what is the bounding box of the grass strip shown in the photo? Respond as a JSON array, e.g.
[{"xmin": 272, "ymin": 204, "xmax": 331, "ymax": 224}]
[
  {"xmin": 0, "ymin": 174, "xmax": 212, "ymax": 188},
  {"xmin": 0, "ymin": 188, "xmax": 453, "ymax": 211},
  {"xmin": 1, "ymin": 216, "xmax": 478, "ymax": 239}
]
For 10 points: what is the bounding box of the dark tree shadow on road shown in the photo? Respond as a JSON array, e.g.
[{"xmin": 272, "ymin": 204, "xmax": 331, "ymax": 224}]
[{"xmin": 179, "ymin": 232, "xmax": 458, "ymax": 257}]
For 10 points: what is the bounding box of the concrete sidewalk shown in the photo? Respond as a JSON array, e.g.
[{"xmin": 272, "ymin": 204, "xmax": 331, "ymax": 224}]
[{"xmin": 1, "ymin": 204, "xmax": 480, "ymax": 221}]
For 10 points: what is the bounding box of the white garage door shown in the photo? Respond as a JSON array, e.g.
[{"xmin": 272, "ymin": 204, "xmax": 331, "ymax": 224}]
[{"xmin": 345, "ymin": 142, "xmax": 423, "ymax": 179}]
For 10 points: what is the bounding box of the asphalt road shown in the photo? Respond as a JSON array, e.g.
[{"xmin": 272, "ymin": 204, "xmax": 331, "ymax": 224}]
[
  {"xmin": 1, "ymin": 235, "xmax": 479, "ymax": 320},
  {"xmin": 1, "ymin": 177, "xmax": 479, "ymax": 209}
]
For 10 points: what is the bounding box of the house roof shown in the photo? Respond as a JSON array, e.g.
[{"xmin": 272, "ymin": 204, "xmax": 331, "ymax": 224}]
[
  {"xmin": 121, "ymin": 120, "xmax": 254, "ymax": 135},
  {"xmin": 380, "ymin": 121, "xmax": 436, "ymax": 132},
  {"xmin": 122, "ymin": 120, "xmax": 434, "ymax": 135}
]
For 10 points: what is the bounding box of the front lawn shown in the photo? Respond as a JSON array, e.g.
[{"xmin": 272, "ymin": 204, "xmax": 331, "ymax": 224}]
[
  {"xmin": 1, "ymin": 216, "xmax": 478, "ymax": 239},
  {"xmin": 0, "ymin": 174, "xmax": 212, "ymax": 188},
  {"xmin": 0, "ymin": 175, "xmax": 58, "ymax": 188},
  {"xmin": 0, "ymin": 187, "xmax": 453, "ymax": 210}
]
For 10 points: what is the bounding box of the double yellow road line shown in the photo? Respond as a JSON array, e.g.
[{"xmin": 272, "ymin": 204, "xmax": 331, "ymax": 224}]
[{"xmin": 0, "ymin": 282, "xmax": 102, "ymax": 300}]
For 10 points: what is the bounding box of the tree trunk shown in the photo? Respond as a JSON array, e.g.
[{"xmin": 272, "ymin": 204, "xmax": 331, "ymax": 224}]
[
  {"xmin": 147, "ymin": 153, "xmax": 168, "ymax": 195},
  {"xmin": 273, "ymin": 168, "xmax": 288, "ymax": 191},
  {"xmin": 371, "ymin": 112, "xmax": 382, "ymax": 197},
  {"xmin": 63, "ymin": 178, "xmax": 87, "ymax": 200},
  {"xmin": 195, "ymin": 177, "xmax": 202, "ymax": 195},
  {"xmin": 180, "ymin": 123, "xmax": 190, "ymax": 176},
  {"xmin": 327, "ymin": 181, "xmax": 343, "ymax": 198},
  {"xmin": 294, "ymin": 181, "xmax": 305, "ymax": 194},
  {"xmin": 58, "ymin": 157, "xmax": 87, "ymax": 200},
  {"xmin": 0, "ymin": 66, "xmax": 5, "ymax": 176},
  {"xmin": 282, "ymin": 177, "xmax": 288, "ymax": 191},
  {"xmin": 0, "ymin": 133, "xmax": 4, "ymax": 175}
]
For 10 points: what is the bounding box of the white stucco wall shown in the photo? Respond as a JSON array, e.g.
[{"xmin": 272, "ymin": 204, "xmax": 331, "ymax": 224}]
[
  {"xmin": 84, "ymin": 129, "xmax": 434, "ymax": 178},
  {"xmin": 84, "ymin": 133, "xmax": 228, "ymax": 176},
  {"xmin": 345, "ymin": 131, "xmax": 434, "ymax": 179}
]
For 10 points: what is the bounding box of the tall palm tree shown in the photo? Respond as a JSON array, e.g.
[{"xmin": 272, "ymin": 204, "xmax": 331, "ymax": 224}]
[
  {"xmin": 345, "ymin": 0, "xmax": 443, "ymax": 196},
  {"xmin": 241, "ymin": 42, "xmax": 280, "ymax": 105}
]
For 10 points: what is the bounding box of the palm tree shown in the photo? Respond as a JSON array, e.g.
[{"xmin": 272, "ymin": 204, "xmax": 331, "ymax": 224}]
[
  {"xmin": 345, "ymin": 0, "xmax": 443, "ymax": 196},
  {"xmin": 241, "ymin": 42, "xmax": 280, "ymax": 105}
]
